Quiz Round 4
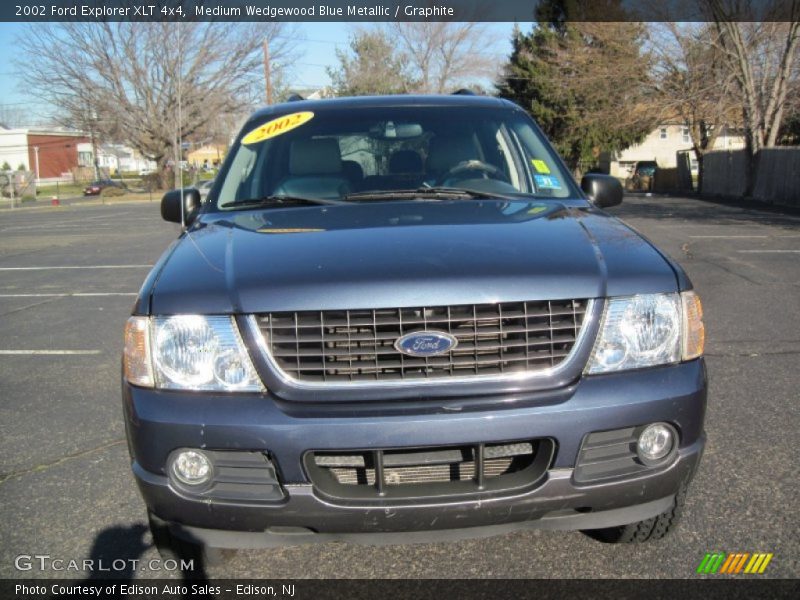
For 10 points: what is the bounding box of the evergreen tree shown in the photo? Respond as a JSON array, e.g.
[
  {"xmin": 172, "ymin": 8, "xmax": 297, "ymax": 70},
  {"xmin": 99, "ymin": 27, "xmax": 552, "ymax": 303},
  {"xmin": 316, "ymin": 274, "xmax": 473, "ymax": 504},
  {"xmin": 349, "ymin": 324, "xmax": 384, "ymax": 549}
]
[{"xmin": 497, "ymin": 1, "xmax": 656, "ymax": 173}]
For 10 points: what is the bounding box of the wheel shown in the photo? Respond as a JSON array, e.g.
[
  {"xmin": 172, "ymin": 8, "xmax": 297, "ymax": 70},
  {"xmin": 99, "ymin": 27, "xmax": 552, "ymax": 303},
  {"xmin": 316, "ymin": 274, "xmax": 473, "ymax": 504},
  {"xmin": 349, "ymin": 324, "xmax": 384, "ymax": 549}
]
[
  {"xmin": 434, "ymin": 159, "xmax": 508, "ymax": 187},
  {"xmin": 582, "ymin": 482, "xmax": 688, "ymax": 544},
  {"xmin": 147, "ymin": 511, "xmax": 234, "ymax": 570}
]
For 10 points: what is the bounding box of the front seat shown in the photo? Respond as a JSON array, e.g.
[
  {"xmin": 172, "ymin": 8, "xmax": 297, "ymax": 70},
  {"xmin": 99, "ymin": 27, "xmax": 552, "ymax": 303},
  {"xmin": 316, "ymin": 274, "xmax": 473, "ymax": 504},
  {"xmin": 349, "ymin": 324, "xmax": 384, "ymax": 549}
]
[
  {"xmin": 425, "ymin": 133, "xmax": 482, "ymax": 183},
  {"xmin": 273, "ymin": 138, "xmax": 350, "ymax": 200},
  {"xmin": 388, "ymin": 150, "xmax": 424, "ymax": 189}
]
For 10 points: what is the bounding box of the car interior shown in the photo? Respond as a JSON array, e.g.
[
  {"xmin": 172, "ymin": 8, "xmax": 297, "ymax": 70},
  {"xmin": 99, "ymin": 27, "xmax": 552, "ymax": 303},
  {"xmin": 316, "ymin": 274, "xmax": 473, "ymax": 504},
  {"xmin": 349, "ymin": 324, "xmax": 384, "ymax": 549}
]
[{"xmin": 217, "ymin": 110, "xmax": 573, "ymax": 205}]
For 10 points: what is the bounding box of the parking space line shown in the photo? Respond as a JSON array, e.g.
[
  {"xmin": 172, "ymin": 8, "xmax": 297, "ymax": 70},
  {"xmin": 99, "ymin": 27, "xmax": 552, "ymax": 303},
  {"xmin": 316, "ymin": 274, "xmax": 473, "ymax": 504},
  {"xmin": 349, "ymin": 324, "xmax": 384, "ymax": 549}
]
[
  {"xmin": 0, "ymin": 292, "xmax": 137, "ymax": 297},
  {"xmin": 0, "ymin": 265, "xmax": 152, "ymax": 271},
  {"xmin": 737, "ymin": 250, "xmax": 800, "ymax": 253},
  {"xmin": 1, "ymin": 225, "xmax": 124, "ymax": 232},
  {"xmin": 1, "ymin": 218, "xmax": 159, "ymax": 233},
  {"xmin": 0, "ymin": 350, "xmax": 102, "ymax": 355},
  {"xmin": 689, "ymin": 235, "xmax": 768, "ymax": 239},
  {"xmin": 0, "ymin": 213, "xmax": 132, "ymax": 229}
]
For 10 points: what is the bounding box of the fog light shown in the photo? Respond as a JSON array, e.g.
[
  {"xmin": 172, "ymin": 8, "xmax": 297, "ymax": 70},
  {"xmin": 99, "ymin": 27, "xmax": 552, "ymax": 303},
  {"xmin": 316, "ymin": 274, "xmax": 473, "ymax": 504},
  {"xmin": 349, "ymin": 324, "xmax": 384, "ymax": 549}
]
[
  {"xmin": 637, "ymin": 423, "xmax": 675, "ymax": 463},
  {"xmin": 171, "ymin": 450, "xmax": 212, "ymax": 485}
]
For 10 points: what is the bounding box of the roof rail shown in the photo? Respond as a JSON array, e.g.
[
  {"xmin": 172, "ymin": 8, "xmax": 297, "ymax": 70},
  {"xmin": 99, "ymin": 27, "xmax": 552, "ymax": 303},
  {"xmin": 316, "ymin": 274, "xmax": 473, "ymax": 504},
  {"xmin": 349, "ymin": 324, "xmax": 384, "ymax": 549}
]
[
  {"xmin": 452, "ymin": 89, "xmax": 476, "ymax": 96},
  {"xmin": 286, "ymin": 93, "xmax": 305, "ymax": 102}
]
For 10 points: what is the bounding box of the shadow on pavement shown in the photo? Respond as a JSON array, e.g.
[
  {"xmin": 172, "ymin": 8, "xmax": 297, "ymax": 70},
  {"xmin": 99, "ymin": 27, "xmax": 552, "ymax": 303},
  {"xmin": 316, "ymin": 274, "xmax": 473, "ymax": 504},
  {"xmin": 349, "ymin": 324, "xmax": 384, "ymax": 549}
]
[
  {"xmin": 45, "ymin": 522, "xmax": 213, "ymax": 599},
  {"xmin": 610, "ymin": 194, "xmax": 800, "ymax": 230}
]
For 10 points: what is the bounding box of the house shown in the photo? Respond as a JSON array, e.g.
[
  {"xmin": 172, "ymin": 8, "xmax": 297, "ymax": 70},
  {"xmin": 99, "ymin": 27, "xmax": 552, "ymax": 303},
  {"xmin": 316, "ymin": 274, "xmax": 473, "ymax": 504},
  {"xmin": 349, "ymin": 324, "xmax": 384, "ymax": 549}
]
[
  {"xmin": 92, "ymin": 144, "xmax": 157, "ymax": 174},
  {"xmin": 602, "ymin": 123, "xmax": 745, "ymax": 177},
  {"xmin": 0, "ymin": 126, "xmax": 89, "ymax": 182},
  {"xmin": 187, "ymin": 144, "xmax": 226, "ymax": 169}
]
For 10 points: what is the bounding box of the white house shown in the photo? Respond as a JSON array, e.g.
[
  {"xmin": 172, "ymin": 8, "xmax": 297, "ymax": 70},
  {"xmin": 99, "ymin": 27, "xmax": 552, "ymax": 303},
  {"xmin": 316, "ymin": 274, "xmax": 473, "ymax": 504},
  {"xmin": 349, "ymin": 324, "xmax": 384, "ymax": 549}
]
[
  {"xmin": 93, "ymin": 144, "xmax": 157, "ymax": 174},
  {"xmin": 0, "ymin": 128, "xmax": 30, "ymax": 171},
  {"xmin": 0, "ymin": 125, "xmax": 89, "ymax": 182},
  {"xmin": 604, "ymin": 123, "xmax": 745, "ymax": 177}
]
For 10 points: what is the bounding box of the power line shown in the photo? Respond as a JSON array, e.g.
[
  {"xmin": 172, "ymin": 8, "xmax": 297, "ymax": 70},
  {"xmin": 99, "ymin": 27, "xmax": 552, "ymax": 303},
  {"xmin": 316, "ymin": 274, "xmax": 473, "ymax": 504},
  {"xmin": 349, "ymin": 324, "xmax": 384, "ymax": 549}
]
[
  {"xmin": 294, "ymin": 61, "xmax": 332, "ymax": 68},
  {"xmin": 0, "ymin": 101, "xmax": 55, "ymax": 107},
  {"xmin": 275, "ymin": 35, "xmax": 342, "ymax": 46}
]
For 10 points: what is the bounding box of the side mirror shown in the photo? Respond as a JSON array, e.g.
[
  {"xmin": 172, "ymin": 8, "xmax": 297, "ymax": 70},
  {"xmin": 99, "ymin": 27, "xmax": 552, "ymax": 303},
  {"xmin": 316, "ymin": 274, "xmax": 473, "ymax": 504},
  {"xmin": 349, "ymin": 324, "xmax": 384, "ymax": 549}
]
[
  {"xmin": 161, "ymin": 188, "xmax": 201, "ymax": 226},
  {"xmin": 581, "ymin": 174, "xmax": 623, "ymax": 209}
]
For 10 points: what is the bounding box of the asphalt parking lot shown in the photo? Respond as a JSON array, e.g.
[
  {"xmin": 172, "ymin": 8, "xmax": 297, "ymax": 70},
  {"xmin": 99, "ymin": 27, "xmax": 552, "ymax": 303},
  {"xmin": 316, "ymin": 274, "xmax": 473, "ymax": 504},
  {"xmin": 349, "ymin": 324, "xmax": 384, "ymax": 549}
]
[{"xmin": 0, "ymin": 194, "xmax": 798, "ymax": 580}]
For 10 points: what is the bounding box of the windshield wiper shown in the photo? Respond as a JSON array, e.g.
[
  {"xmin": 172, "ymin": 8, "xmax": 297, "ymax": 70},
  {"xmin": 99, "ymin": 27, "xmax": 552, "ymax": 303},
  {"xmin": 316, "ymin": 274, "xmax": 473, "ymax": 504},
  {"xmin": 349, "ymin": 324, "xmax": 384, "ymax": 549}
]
[
  {"xmin": 220, "ymin": 195, "xmax": 349, "ymax": 209},
  {"xmin": 345, "ymin": 187, "xmax": 512, "ymax": 201}
]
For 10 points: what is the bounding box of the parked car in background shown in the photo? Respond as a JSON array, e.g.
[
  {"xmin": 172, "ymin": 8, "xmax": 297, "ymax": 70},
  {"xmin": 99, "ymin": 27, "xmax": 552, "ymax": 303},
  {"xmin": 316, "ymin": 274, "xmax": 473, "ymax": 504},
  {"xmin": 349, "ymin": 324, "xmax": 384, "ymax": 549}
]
[
  {"xmin": 626, "ymin": 161, "xmax": 658, "ymax": 192},
  {"xmin": 83, "ymin": 179, "xmax": 126, "ymax": 196},
  {"xmin": 198, "ymin": 179, "xmax": 215, "ymax": 203}
]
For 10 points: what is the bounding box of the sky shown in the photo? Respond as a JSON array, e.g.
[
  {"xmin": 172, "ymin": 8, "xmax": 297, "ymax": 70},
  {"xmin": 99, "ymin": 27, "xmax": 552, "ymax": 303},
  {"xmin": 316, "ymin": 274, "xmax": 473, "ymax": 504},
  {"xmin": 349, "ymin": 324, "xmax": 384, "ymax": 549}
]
[{"xmin": 0, "ymin": 21, "xmax": 520, "ymax": 126}]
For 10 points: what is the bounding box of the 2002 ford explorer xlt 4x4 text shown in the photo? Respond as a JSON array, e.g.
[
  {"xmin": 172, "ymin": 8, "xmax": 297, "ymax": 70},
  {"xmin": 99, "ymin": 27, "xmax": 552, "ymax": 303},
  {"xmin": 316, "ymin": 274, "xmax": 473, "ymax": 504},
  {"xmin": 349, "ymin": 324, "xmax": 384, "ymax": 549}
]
[{"xmin": 122, "ymin": 93, "xmax": 706, "ymax": 561}]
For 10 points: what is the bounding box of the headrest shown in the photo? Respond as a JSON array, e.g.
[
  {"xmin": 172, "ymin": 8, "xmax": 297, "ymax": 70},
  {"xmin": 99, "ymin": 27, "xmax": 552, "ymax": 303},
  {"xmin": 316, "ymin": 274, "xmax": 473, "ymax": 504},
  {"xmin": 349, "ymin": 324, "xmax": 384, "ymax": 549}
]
[
  {"xmin": 426, "ymin": 134, "xmax": 480, "ymax": 174},
  {"xmin": 289, "ymin": 139, "xmax": 342, "ymax": 176},
  {"xmin": 341, "ymin": 160, "xmax": 364, "ymax": 182},
  {"xmin": 389, "ymin": 150, "xmax": 423, "ymax": 174}
]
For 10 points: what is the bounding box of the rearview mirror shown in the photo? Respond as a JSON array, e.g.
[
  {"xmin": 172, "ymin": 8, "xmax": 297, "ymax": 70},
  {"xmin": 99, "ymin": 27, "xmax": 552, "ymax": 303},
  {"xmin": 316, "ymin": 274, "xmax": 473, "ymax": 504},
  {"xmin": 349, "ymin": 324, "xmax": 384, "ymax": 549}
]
[
  {"xmin": 580, "ymin": 174, "xmax": 623, "ymax": 209},
  {"xmin": 370, "ymin": 121, "xmax": 423, "ymax": 139},
  {"xmin": 161, "ymin": 188, "xmax": 201, "ymax": 226}
]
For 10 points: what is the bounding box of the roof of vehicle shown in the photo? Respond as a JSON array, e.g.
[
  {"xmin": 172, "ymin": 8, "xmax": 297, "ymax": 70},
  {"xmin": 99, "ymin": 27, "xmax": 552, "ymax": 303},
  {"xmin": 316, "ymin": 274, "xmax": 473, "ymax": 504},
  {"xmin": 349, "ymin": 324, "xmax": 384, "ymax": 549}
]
[{"xmin": 247, "ymin": 94, "xmax": 520, "ymax": 124}]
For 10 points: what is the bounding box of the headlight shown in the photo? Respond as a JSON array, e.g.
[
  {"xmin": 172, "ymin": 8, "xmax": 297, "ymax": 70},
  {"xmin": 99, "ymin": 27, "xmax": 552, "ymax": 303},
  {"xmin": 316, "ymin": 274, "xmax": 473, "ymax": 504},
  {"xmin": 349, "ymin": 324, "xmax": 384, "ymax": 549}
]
[
  {"xmin": 586, "ymin": 291, "xmax": 704, "ymax": 374},
  {"xmin": 123, "ymin": 315, "xmax": 263, "ymax": 392}
]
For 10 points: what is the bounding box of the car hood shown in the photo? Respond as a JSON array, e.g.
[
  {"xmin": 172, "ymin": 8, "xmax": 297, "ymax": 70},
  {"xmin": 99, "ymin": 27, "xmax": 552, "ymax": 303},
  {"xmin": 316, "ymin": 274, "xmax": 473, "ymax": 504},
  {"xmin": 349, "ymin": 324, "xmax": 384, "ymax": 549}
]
[{"xmin": 147, "ymin": 200, "xmax": 679, "ymax": 314}]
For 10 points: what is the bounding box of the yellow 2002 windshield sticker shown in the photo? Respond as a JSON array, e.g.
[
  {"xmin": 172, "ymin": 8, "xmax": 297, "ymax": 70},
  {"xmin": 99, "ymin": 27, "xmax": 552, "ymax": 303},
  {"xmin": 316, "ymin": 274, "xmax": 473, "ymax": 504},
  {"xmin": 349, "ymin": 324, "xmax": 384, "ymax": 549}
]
[{"xmin": 242, "ymin": 111, "xmax": 314, "ymax": 145}]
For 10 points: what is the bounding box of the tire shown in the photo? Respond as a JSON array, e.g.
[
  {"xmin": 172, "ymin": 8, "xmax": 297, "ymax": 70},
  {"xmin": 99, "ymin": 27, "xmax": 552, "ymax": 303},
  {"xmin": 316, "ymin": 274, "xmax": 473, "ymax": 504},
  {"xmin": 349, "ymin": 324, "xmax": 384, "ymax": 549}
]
[
  {"xmin": 147, "ymin": 511, "xmax": 234, "ymax": 571},
  {"xmin": 582, "ymin": 482, "xmax": 688, "ymax": 544}
]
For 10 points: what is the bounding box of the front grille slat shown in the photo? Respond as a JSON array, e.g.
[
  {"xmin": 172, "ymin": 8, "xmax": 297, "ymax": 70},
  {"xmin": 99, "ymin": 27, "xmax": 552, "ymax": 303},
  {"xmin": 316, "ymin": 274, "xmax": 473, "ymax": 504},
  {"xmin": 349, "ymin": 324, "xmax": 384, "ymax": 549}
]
[
  {"xmin": 257, "ymin": 300, "xmax": 587, "ymax": 383},
  {"xmin": 310, "ymin": 440, "xmax": 544, "ymax": 497}
]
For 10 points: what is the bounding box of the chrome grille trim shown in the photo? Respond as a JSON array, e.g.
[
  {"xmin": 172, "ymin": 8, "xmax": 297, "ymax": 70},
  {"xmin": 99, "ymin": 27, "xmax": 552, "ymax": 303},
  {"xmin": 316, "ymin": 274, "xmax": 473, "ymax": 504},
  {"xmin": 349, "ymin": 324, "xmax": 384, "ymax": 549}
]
[{"xmin": 246, "ymin": 299, "xmax": 594, "ymax": 389}]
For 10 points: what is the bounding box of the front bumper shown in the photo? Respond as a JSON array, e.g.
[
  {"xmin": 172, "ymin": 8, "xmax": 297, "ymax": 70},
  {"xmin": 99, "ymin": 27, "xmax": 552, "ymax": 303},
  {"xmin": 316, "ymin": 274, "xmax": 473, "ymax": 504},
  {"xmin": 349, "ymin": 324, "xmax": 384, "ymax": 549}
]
[{"xmin": 124, "ymin": 359, "xmax": 706, "ymax": 545}]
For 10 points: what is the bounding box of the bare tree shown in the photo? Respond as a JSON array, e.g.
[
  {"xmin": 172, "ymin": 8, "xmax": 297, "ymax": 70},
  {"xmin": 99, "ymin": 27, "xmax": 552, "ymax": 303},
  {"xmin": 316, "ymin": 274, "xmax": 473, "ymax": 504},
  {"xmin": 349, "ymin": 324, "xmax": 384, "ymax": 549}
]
[
  {"xmin": 708, "ymin": 0, "xmax": 800, "ymax": 193},
  {"xmin": 387, "ymin": 22, "xmax": 500, "ymax": 94},
  {"xmin": 328, "ymin": 23, "xmax": 500, "ymax": 97},
  {"xmin": 650, "ymin": 22, "xmax": 740, "ymax": 191},
  {"xmin": 0, "ymin": 105, "xmax": 27, "ymax": 128},
  {"xmin": 17, "ymin": 22, "xmax": 298, "ymax": 187}
]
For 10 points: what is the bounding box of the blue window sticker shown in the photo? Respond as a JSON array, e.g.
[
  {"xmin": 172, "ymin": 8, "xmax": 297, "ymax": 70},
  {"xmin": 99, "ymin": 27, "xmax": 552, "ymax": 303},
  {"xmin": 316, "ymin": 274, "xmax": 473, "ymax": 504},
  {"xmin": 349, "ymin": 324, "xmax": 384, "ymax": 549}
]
[{"xmin": 533, "ymin": 174, "xmax": 562, "ymax": 190}]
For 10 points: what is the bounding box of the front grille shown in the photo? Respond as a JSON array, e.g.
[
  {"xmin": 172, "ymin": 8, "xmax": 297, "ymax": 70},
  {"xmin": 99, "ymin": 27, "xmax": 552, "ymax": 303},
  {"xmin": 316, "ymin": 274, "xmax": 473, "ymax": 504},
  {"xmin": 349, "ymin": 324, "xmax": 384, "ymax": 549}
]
[
  {"xmin": 305, "ymin": 440, "xmax": 554, "ymax": 501},
  {"xmin": 255, "ymin": 299, "xmax": 588, "ymax": 383}
]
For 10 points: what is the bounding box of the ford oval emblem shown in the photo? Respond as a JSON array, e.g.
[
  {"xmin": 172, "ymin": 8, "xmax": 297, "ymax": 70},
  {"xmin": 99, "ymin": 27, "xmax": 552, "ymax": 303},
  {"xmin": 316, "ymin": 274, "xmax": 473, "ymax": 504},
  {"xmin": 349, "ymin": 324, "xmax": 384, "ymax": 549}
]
[{"xmin": 394, "ymin": 331, "xmax": 458, "ymax": 357}]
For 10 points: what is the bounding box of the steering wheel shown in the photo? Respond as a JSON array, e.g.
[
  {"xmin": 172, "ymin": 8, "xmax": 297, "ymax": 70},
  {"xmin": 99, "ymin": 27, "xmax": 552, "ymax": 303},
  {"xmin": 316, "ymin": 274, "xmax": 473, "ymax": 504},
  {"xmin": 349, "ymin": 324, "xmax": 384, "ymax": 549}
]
[{"xmin": 434, "ymin": 160, "xmax": 508, "ymax": 187}]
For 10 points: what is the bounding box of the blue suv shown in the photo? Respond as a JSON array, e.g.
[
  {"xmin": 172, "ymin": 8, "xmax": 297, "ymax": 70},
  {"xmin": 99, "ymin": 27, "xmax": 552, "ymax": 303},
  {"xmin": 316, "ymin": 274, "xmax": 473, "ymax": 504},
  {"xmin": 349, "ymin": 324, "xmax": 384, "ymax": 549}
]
[{"xmin": 122, "ymin": 94, "xmax": 706, "ymax": 561}]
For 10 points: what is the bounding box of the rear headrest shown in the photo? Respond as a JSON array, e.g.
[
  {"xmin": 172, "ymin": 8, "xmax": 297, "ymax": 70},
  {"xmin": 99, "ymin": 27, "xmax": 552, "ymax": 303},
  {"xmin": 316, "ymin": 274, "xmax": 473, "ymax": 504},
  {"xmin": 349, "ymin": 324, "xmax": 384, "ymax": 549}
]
[
  {"xmin": 389, "ymin": 150, "xmax": 423, "ymax": 174},
  {"xmin": 426, "ymin": 134, "xmax": 480, "ymax": 175},
  {"xmin": 289, "ymin": 139, "xmax": 342, "ymax": 176},
  {"xmin": 341, "ymin": 160, "xmax": 364, "ymax": 182}
]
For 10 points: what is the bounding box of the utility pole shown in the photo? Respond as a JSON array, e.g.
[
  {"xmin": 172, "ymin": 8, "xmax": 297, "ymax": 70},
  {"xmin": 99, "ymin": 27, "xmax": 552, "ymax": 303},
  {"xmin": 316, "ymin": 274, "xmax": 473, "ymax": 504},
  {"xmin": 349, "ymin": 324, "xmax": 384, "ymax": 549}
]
[
  {"xmin": 89, "ymin": 109, "xmax": 100, "ymax": 181},
  {"xmin": 263, "ymin": 38, "xmax": 273, "ymax": 105},
  {"xmin": 33, "ymin": 146, "xmax": 40, "ymax": 197},
  {"xmin": 177, "ymin": 48, "xmax": 184, "ymax": 226}
]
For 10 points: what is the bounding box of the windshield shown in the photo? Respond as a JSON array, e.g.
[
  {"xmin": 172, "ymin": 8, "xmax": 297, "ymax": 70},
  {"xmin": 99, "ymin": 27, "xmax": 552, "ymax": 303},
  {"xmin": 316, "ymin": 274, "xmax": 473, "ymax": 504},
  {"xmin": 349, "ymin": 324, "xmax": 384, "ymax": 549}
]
[{"xmin": 213, "ymin": 105, "xmax": 578, "ymax": 209}]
